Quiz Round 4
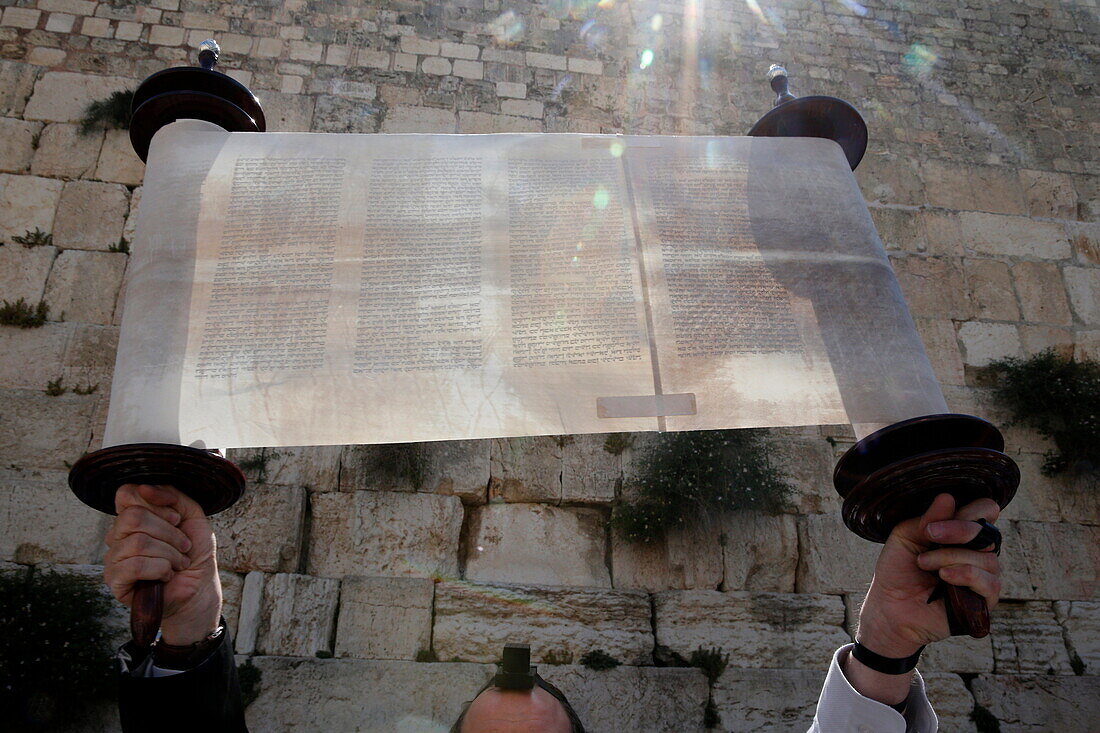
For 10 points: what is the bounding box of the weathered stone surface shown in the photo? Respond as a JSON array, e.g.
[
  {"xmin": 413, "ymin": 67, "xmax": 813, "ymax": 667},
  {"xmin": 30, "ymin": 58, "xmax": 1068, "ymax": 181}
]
[
  {"xmin": 957, "ymin": 321, "xmax": 1021, "ymax": 367},
  {"xmin": 220, "ymin": 569, "xmax": 243, "ymax": 642},
  {"xmin": 1020, "ymin": 169, "xmax": 1077, "ymax": 219},
  {"xmin": 768, "ymin": 433, "xmax": 839, "ymax": 515},
  {"xmin": 541, "ymin": 666, "xmax": 709, "ymax": 732},
  {"xmin": 914, "ymin": 317, "xmax": 966, "ymax": 386},
  {"xmin": 258, "ymin": 445, "xmax": 341, "ymax": 491},
  {"xmin": 211, "ymin": 485, "xmax": 305, "ymax": 573},
  {"xmin": 713, "ymin": 668, "xmax": 823, "ymax": 732},
  {"xmin": 433, "ymin": 580, "xmax": 652, "ymax": 665},
  {"xmin": 0, "ymin": 390, "xmax": 96, "ymax": 470},
  {"xmin": 560, "ymin": 434, "xmax": 619, "ymax": 504},
  {"xmin": 0, "ymin": 60, "xmax": 39, "ymax": 117},
  {"xmin": 891, "ymin": 256, "xmax": 970, "ymax": 319},
  {"xmin": 0, "ymin": 468, "xmax": 106, "ymax": 564},
  {"xmin": 972, "ymin": 674, "xmax": 1100, "ymax": 732},
  {"xmin": 30, "ymin": 123, "xmax": 101, "ymax": 179},
  {"xmin": 381, "ymin": 104, "xmax": 456, "ymax": 133},
  {"xmin": 52, "ymin": 180, "xmax": 129, "ymax": 250},
  {"xmin": 856, "ymin": 151, "xmax": 924, "ymax": 206},
  {"xmin": 958, "ymin": 212, "xmax": 1072, "ymax": 260},
  {"xmin": 43, "ymin": 563, "xmax": 129, "ymax": 647},
  {"xmin": 1018, "ymin": 324, "xmax": 1074, "ymax": 359},
  {"xmin": 612, "ymin": 521, "xmax": 723, "ymax": 592},
  {"xmin": 0, "ymin": 118, "xmax": 38, "ymax": 174},
  {"xmin": 311, "ymin": 95, "xmax": 380, "ymax": 133},
  {"xmin": 94, "ymin": 129, "xmax": 144, "ymax": 186},
  {"xmin": 0, "ymin": 322, "xmax": 69, "ymax": 390},
  {"xmin": 0, "ymin": 173, "xmax": 63, "ymax": 241},
  {"xmin": 259, "ymin": 90, "xmax": 316, "ymax": 132},
  {"xmin": 340, "ymin": 440, "xmax": 489, "ymax": 503},
  {"xmin": 922, "ymin": 160, "xmax": 1026, "ymax": 215},
  {"xmin": 247, "ymin": 657, "xmax": 493, "ymax": 732},
  {"xmin": 999, "ymin": 521, "xmax": 1100, "ymax": 600},
  {"xmin": 796, "ymin": 513, "xmax": 879, "ymax": 594},
  {"xmin": 1013, "ymin": 261, "xmax": 1072, "ymax": 326},
  {"xmin": 1054, "ymin": 600, "xmax": 1100, "ymax": 674},
  {"xmin": 24, "ymin": 72, "xmax": 135, "ymax": 123},
  {"xmin": 43, "ymin": 249, "xmax": 127, "ymax": 325},
  {"xmin": 335, "ymin": 576, "xmax": 433, "ymax": 660},
  {"xmin": 308, "ymin": 491, "xmax": 463, "ymax": 579},
  {"xmin": 464, "ymin": 503, "xmax": 610, "ymax": 587},
  {"xmin": 489, "ymin": 436, "xmax": 561, "ymax": 503},
  {"xmin": 457, "ymin": 110, "xmax": 541, "ymax": 133},
  {"xmin": 654, "ymin": 590, "xmax": 850, "ymax": 668},
  {"xmin": 990, "ymin": 601, "xmax": 1073, "ymax": 674},
  {"xmin": 869, "ymin": 206, "xmax": 926, "ymax": 253},
  {"xmin": 1001, "ymin": 452, "xmax": 1072, "ymax": 524},
  {"xmin": 256, "ymin": 572, "xmax": 339, "ymax": 656},
  {"xmin": 1064, "ymin": 266, "xmax": 1100, "ymax": 326},
  {"xmin": 724, "ymin": 511, "xmax": 798, "ymax": 592},
  {"xmin": 235, "ymin": 570, "xmax": 263, "ymax": 655},
  {"xmin": 60, "ymin": 324, "xmax": 117, "ymax": 392},
  {"xmin": 921, "ymin": 673, "xmax": 977, "ymax": 732},
  {"xmin": 963, "ymin": 258, "xmax": 1019, "ymax": 321},
  {"xmin": 0, "ymin": 242, "xmax": 56, "ymax": 305}
]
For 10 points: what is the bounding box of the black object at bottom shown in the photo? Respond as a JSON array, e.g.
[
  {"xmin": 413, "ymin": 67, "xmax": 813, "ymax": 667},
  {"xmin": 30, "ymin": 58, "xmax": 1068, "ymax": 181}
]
[
  {"xmin": 851, "ymin": 641, "xmax": 926, "ymax": 675},
  {"xmin": 494, "ymin": 643, "xmax": 537, "ymax": 690}
]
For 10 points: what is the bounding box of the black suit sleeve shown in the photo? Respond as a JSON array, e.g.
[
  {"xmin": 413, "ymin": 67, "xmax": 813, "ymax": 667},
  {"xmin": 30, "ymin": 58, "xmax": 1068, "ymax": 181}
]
[{"xmin": 118, "ymin": 629, "xmax": 246, "ymax": 732}]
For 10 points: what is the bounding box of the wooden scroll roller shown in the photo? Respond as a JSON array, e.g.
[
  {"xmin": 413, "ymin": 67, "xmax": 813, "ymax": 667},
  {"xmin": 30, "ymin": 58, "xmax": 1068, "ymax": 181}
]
[
  {"xmin": 747, "ymin": 67, "xmax": 1020, "ymax": 637},
  {"xmin": 68, "ymin": 39, "xmax": 262, "ymax": 646}
]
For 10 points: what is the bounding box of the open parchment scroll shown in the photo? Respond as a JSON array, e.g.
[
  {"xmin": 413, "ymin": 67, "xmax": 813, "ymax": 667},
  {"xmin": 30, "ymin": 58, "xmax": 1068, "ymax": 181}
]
[{"xmin": 104, "ymin": 121, "xmax": 946, "ymax": 449}]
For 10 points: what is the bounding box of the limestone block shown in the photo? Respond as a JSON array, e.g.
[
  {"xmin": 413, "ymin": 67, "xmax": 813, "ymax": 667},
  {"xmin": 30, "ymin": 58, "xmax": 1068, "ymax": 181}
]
[
  {"xmin": 855, "ymin": 151, "xmax": 924, "ymax": 205},
  {"xmin": 235, "ymin": 570, "xmax": 263, "ymax": 654},
  {"xmin": 0, "ymin": 118, "xmax": 38, "ymax": 173},
  {"xmin": 1011, "ymin": 262, "xmax": 1072, "ymax": 325},
  {"xmin": 963, "ymin": 258, "xmax": 1019, "ymax": 321},
  {"xmin": 60, "ymin": 324, "xmax": 118, "ymax": 391},
  {"xmin": 541, "ymin": 666, "xmax": 708, "ymax": 732},
  {"xmin": 914, "ymin": 318, "xmax": 966, "ymax": 386},
  {"xmin": 341, "ymin": 440, "xmax": 489, "ymax": 503},
  {"xmin": 211, "ymin": 485, "xmax": 305, "ymax": 573},
  {"xmin": 256, "ymin": 572, "xmax": 339, "ymax": 656},
  {"xmin": 0, "ymin": 241, "xmax": 56, "ymax": 303},
  {"xmin": 0, "ymin": 468, "xmax": 106, "ymax": 564},
  {"xmin": 654, "ymin": 590, "xmax": 850, "ymax": 668},
  {"xmin": 311, "ymin": 95, "xmax": 380, "ymax": 134},
  {"xmin": 121, "ymin": 185, "xmax": 141, "ymax": 243},
  {"xmin": 1020, "ymin": 169, "xmax": 1077, "ymax": 219},
  {"xmin": 457, "ymin": 110, "xmax": 541, "ymax": 133},
  {"xmin": 1064, "ymin": 266, "xmax": 1100, "ymax": 326},
  {"xmin": 0, "ymin": 322, "xmax": 69, "ymax": 389},
  {"xmin": 0, "ymin": 60, "xmax": 39, "ymax": 117},
  {"xmin": 1054, "ymin": 600, "xmax": 1100, "ymax": 674},
  {"xmin": 959, "ymin": 212, "xmax": 1071, "ymax": 260},
  {"xmin": 1018, "ymin": 324, "xmax": 1074, "ymax": 358},
  {"xmin": 991, "ymin": 601, "xmax": 1073, "ymax": 674},
  {"xmin": 922, "ymin": 160, "xmax": 1026, "ymax": 215},
  {"xmin": 220, "ymin": 569, "xmax": 243, "ymax": 642},
  {"xmin": 921, "ymin": 673, "xmax": 977, "ymax": 732},
  {"xmin": 869, "ymin": 206, "xmax": 926, "ymax": 253},
  {"xmin": 612, "ymin": 521, "xmax": 723, "ymax": 592},
  {"xmin": 796, "ymin": 513, "xmax": 878, "ymax": 594},
  {"xmin": 1000, "ymin": 451, "xmax": 1071, "ymax": 524},
  {"xmin": 559, "ymin": 434, "xmax": 619, "ymax": 505},
  {"xmin": 767, "ymin": 435, "xmax": 839, "ymax": 515},
  {"xmin": 259, "ymin": 445, "xmax": 341, "ymax": 491},
  {"xmin": 1069, "ymin": 222, "xmax": 1100, "ymax": 266},
  {"xmin": 53, "ymin": 180, "xmax": 129, "ymax": 251},
  {"xmin": 957, "ymin": 321, "xmax": 1021, "ymax": 367},
  {"xmin": 724, "ymin": 511, "xmax": 798, "ymax": 593},
  {"xmin": 30, "ymin": 123, "xmax": 101, "ymax": 179},
  {"xmin": 972, "ymin": 674, "xmax": 1100, "ymax": 732},
  {"xmin": 94, "ymin": 129, "xmax": 144, "ymax": 186},
  {"xmin": 713, "ymin": 668, "xmax": 823, "ymax": 732},
  {"xmin": 489, "ymin": 437, "xmax": 561, "ymax": 503},
  {"xmin": 23, "ymin": 72, "xmax": 135, "ymax": 123},
  {"xmin": 0, "ymin": 173, "xmax": 64, "ymax": 241},
  {"xmin": 921, "ymin": 210, "xmax": 963, "ymax": 257},
  {"xmin": 1000, "ymin": 521, "xmax": 1100, "ymax": 600},
  {"xmin": 307, "ymin": 491, "xmax": 463, "ymax": 579},
  {"xmin": 334, "ymin": 576, "xmax": 433, "ymax": 660},
  {"xmin": 891, "ymin": 256, "xmax": 970, "ymax": 319},
  {"xmin": 434, "ymin": 581, "xmax": 652, "ymax": 665},
  {"xmin": 465, "ymin": 503, "xmax": 610, "ymax": 587},
  {"xmin": 259, "ymin": 90, "xmax": 316, "ymax": 132},
  {"xmin": 247, "ymin": 657, "xmax": 493, "ymax": 732},
  {"xmin": 1079, "ymin": 330, "xmax": 1100, "ymax": 361},
  {"xmin": 43, "ymin": 249, "xmax": 127, "ymax": 325},
  {"xmin": 0, "ymin": 390, "xmax": 96, "ymax": 470}
]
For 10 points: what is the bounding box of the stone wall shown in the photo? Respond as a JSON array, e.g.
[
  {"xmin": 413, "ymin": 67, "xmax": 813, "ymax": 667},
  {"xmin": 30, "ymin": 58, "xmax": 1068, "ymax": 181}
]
[{"xmin": 1, "ymin": 0, "xmax": 1098, "ymax": 730}]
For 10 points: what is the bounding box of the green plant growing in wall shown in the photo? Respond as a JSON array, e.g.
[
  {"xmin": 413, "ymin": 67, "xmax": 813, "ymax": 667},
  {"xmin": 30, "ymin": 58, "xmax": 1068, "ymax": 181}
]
[
  {"xmin": 237, "ymin": 658, "xmax": 262, "ymax": 708},
  {"xmin": 109, "ymin": 237, "xmax": 130, "ymax": 253},
  {"xmin": 0, "ymin": 567, "xmax": 117, "ymax": 729},
  {"xmin": 11, "ymin": 228, "xmax": 52, "ymax": 248},
  {"xmin": 579, "ymin": 649, "xmax": 621, "ymax": 671},
  {"xmin": 80, "ymin": 89, "xmax": 135, "ymax": 135},
  {"xmin": 602, "ymin": 432, "xmax": 635, "ymax": 456},
  {"xmin": 44, "ymin": 378, "xmax": 67, "ymax": 396},
  {"xmin": 611, "ymin": 429, "xmax": 792, "ymax": 543},
  {"xmin": 988, "ymin": 350, "xmax": 1100, "ymax": 475},
  {"xmin": 236, "ymin": 449, "xmax": 281, "ymax": 484},
  {"xmin": 0, "ymin": 298, "xmax": 50, "ymax": 328}
]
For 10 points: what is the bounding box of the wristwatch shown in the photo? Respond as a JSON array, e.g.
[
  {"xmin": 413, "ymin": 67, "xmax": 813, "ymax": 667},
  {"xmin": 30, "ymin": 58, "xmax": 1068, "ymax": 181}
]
[{"xmin": 152, "ymin": 621, "xmax": 226, "ymax": 671}]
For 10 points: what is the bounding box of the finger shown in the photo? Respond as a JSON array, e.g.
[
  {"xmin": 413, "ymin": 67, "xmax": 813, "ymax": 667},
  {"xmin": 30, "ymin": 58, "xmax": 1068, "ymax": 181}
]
[
  {"xmin": 938, "ymin": 564, "xmax": 1002, "ymax": 608},
  {"xmin": 918, "ymin": 547, "xmax": 1000, "ymax": 575},
  {"xmin": 954, "ymin": 498, "xmax": 1001, "ymax": 524},
  {"xmin": 893, "ymin": 493, "xmax": 956, "ymax": 549},
  {"xmin": 104, "ymin": 556, "xmax": 174, "ymax": 601},
  {"xmin": 924, "ymin": 519, "xmax": 998, "ymax": 549},
  {"xmin": 110, "ymin": 505, "xmax": 193, "ymax": 554},
  {"xmin": 112, "ymin": 532, "xmax": 191, "ymax": 572},
  {"xmin": 115, "ymin": 484, "xmax": 181, "ymax": 525},
  {"xmin": 138, "ymin": 483, "xmax": 206, "ymax": 523}
]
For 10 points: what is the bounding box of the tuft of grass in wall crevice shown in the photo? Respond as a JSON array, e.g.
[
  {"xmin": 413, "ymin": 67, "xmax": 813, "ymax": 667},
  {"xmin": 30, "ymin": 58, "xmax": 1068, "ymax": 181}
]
[
  {"xmin": 79, "ymin": 89, "xmax": 134, "ymax": 135},
  {"xmin": 0, "ymin": 298, "xmax": 49, "ymax": 328}
]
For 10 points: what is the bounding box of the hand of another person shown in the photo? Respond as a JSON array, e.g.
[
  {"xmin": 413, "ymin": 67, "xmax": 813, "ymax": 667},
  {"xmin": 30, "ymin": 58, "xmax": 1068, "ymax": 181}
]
[{"xmin": 103, "ymin": 484, "xmax": 222, "ymax": 645}]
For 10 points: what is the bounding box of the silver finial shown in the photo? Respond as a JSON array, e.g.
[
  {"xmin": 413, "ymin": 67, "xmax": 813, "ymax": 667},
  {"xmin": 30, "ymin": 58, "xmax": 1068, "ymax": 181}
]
[
  {"xmin": 767, "ymin": 64, "xmax": 797, "ymax": 107},
  {"xmin": 198, "ymin": 39, "xmax": 220, "ymax": 71}
]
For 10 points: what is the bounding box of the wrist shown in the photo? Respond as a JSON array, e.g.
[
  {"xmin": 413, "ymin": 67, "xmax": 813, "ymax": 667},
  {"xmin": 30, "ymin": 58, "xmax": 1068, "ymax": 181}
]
[
  {"xmin": 159, "ymin": 595, "xmax": 222, "ymax": 646},
  {"xmin": 856, "ymin": 602, "xmax": 925, "ymax": 659}
]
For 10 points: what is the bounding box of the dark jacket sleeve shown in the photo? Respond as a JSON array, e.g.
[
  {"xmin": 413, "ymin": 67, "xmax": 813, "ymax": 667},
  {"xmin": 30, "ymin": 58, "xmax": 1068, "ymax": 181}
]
[{"xmin": 118, "ymin": 629, "xmax": 247, "ymax": 732}]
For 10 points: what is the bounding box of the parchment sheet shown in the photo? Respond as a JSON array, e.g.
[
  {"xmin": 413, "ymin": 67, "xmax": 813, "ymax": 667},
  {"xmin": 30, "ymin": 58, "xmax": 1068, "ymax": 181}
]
[{"xmin": 104, "ymin": 125, "xmax": 945, "ymax": 449}]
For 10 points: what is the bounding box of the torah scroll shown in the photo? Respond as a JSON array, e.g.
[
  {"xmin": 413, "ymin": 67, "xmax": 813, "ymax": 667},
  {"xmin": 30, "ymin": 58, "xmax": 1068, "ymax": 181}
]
[{"xmin": 104, "ymin": 121, "xmax": 946, "ymax": 449}]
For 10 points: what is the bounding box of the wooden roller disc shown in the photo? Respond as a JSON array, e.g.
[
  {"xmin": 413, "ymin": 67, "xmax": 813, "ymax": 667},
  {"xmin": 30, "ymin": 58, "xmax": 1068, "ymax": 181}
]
[{"xmin": 748, "ymin": 95, "xmax": 869, "ymax": 170}]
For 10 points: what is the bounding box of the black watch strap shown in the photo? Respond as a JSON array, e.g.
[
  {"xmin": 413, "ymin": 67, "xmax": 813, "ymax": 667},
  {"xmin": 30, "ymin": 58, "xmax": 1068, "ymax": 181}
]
[{"xmin": 851, "ymin": 641, "xmax": 925, "ymax": 675}]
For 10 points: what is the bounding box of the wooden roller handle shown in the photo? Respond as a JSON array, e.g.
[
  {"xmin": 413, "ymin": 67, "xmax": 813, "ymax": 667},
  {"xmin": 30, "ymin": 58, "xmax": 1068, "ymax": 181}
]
[
  {"xmin": 943, "ymin": 583, "xmax": 990, "ymax": 638},
  {"xmin": 131, "ymin": 579, "xmax": 164, "ymax": 646}
]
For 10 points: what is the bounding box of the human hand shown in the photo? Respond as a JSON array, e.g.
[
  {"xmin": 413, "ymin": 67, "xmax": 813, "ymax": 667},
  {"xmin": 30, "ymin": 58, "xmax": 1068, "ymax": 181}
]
[{"xmin": 103, "ymin": 484, "xmax": 222, "ymax": 645}]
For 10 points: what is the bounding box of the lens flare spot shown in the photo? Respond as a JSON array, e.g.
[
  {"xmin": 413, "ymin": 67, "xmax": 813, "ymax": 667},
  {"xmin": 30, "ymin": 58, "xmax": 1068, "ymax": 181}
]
[
  {"xmin": 572, "ymin": 256, "xmax": 579, "ymax": 263},
  {"xmin": 597, "ymin": 0, "xmax": 614, "ymax": 8},
  {"xmin": 902, "ymin": 43, "xmax": 938, "ymax": 76},
  {"xmin": 838, "ymin": 0, "xmax": 869, "ymax": 16},
  {"xmin": 639, "ymin": 49, "xmax": 654, "ymax": 69},
  {"xmin": 650, "ymin": 14, "xmax": 663, "ymax": 31},
  {"xmin": 744, "ymin": 0, "xmax": 767, "ymax": 23},
  {"xmin": 592, "ymin": 187, "xmax": 610, "ymax": 209},
  {"xmin": 576, "ymin": 242, "xmax": 584, "ymax": 251},
  {"xmin": 488, "ymin": 10, "xmax": 524, "ymax": 44},
  {"xmin": 476, "ymin": 545, "xmax": 484, "ymax": 552},
  {"xmin": 609, "ymin": 141, "xmax": 624, "ymax": 157}
]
